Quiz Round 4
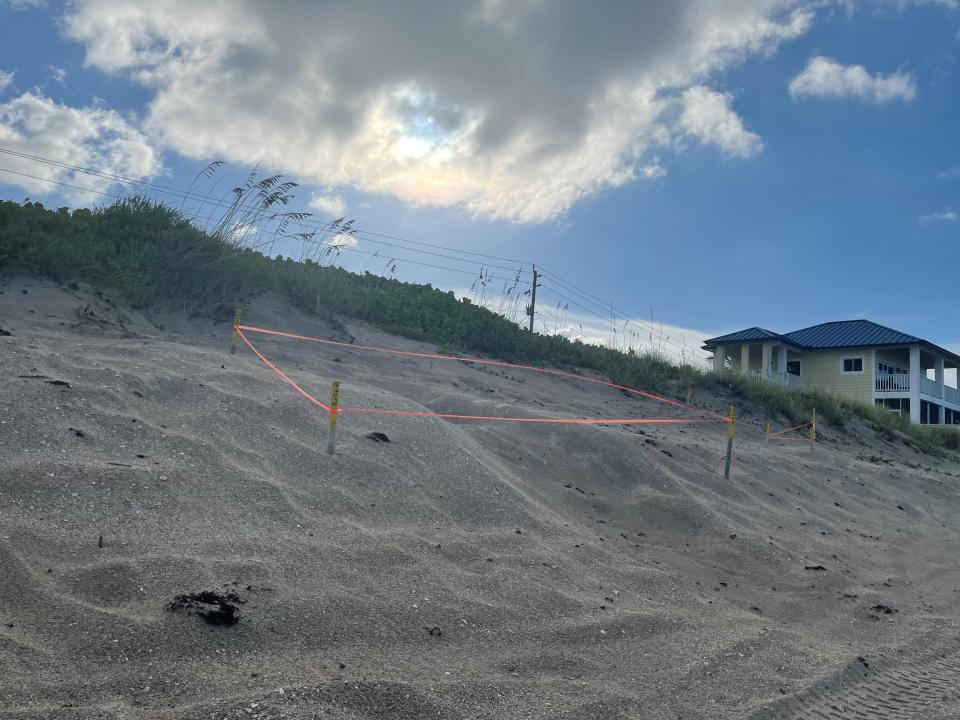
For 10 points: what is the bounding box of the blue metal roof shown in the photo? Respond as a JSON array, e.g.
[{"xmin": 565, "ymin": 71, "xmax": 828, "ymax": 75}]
[
  {"xmin": 702, "ymin": 327, "xmax": 785, "ymax": 346},
  {"xmin": 782, "ymin": 320, "xmax": 922, "ymax": 349}
]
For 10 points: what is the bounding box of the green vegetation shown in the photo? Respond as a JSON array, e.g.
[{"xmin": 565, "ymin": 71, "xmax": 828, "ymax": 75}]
[{"xmin": 1, "ymin": 197, "xmax": 957, "ymax": 454}]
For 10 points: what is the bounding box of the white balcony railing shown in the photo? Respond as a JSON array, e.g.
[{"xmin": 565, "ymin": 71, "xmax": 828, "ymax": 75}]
[
  {"xmin": 876, "ymin": 373, "xmax": 960, "ymax": 406},
  {"xmin": 921, "ymin": 376, "xmax": 943, "ymax": 399},
  {"xmin": 876, "ymin": 373, "xmax": 910, "ymax": 392}
]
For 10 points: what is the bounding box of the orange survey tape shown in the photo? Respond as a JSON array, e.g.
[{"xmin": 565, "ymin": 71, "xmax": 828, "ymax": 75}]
[
  {"xmin": 237, "ymin": 326, "xmax": 330, "ymax": 412},
  {"xmin": 237, "ymin": 324, "xmax": 727, "ymax": 421},
  {"xmin": 235, "ymin": 325, "xmax": 728, "ymax": 426},
  {"xmin": 767, "ymin": 419, "xmax": 813, "ymax": 441}
]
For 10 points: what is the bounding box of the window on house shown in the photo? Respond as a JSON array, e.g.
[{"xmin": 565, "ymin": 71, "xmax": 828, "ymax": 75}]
[
  {"xmin": 842, "ymin": 357, "xmax": 864, "ymax": 373},
  {"xmin": 787, "ymin": 361, "xmax": 801, "ymax": 376}
]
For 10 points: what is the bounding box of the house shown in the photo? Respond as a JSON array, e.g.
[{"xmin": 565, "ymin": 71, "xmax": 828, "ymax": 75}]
[{"xmin": 702, "ymin": 320, "xmax": 960, "ymax": 426}]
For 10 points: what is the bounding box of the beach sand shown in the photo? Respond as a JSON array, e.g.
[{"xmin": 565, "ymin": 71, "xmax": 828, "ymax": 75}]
[{"xmin": 2, "ymin": 276, "xmax": 959, "ymax": 719}]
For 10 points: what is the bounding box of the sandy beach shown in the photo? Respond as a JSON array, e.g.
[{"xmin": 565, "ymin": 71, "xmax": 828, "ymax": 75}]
[{"xmin": 2, "ymin": 277, "xmax": 959, "ymax": 719}]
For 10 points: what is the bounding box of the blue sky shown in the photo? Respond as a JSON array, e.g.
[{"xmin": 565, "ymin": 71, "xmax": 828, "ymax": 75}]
[{"xmin": 1, "ymin": 1, "xmax": 959, "ymax": 363}]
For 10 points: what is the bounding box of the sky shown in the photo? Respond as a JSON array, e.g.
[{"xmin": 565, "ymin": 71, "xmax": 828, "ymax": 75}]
[{"xmin": 1, "ymin": 0, "xmax": 959, "ymax": 365}]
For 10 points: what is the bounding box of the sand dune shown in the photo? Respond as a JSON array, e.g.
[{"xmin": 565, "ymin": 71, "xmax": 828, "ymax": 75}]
[{"xmin": 2, "ymin": 277, "xmax": 960, "ymax": 719}]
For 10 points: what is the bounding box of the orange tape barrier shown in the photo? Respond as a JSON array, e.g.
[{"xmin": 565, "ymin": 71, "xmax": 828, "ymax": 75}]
[
  {"xmin": 237, "ymin": 326, "xmax": 330, "ymax": 412},
  {"xmin": 235, "ymin": 324, "xmax": 728, "ymax": 427},
  {"xmin": 767, "ymin": 419, "xmax": 813, "ymax": 441}
]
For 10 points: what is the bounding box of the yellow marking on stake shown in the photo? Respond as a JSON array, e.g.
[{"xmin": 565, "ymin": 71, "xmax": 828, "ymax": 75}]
[
  {"xmin": 809, "ymin": 408, "xmax": 817, "ymax": 446},
  {"xmin": 327, "ymin": 380, "xmax": 340, "ymax": 455},
  {"xmin": 329, "ymin": 381, "xmax": 340, "ymax": 427},
  {"xmin": 230, "ymin": 309, "xmax": 241, "ymax": 354},
  {"xmin": 728, "ymin": 405, "xmax": 736, "ymax": 438}
]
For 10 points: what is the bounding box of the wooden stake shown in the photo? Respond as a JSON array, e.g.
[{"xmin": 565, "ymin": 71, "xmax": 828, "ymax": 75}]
[
  {"xmin": 765, "ymin": 422, "xmax": 772, "ymax": 441},
  {"xmin": 686, "ymin": 384, "xmax": 693, "ymax": 405},
  {"xmin": 327, "ymin": 381, "xmax": 340, "ymax": 455},
  {"xmin": 230, "ymin": 309, "xmax": 241, "ymax": 354},
  {"xmin": 809, "ymin": 408, "xmax": 817, "ymax": 450},
  {"xmin": 723, "ymin": 405, "xmax": 736, "ymax": 480}
]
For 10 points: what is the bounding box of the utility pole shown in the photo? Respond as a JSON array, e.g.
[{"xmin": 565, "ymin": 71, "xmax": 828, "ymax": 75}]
[{"xmin": 526, "ymin": 265, "xmax": 539, "ymax": 333}]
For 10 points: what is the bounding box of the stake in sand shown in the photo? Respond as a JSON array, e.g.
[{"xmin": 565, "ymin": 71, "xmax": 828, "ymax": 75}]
[
  {"xmin": 724, "ymin": 405, "xmax": 736, "ymax": 480},
  {"xmin": 809, "ymin": 408, "xmax": 817, "ymax": 450},
  {"xmin": 327, "ymin": 380, "xmax": 340, "ymax": 455},
  {"xmin": 230, "ymin": 309, "xmax": 241, "ymax": 354}
]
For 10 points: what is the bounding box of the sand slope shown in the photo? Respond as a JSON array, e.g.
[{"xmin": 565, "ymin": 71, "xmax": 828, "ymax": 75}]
[{"xmin": 2, "ymin": 277, "xmax": 960, "ymax": 719}]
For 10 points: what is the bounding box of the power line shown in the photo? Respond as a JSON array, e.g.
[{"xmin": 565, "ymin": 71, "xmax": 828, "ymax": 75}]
[
  {"xmin": 540, "ymin": 268, "xmax": 667, "ymax": 338},
  {"xmin": 324, "ymin": 245, "xmax": 528, "ymax": 284},
  {"xmin": 0, "ymin": 146, "xmax": 703, "ymax": 362},
  {"xmin": 0, "ymin": 163, "xmax": 529, "ymax": 289},
  {"xmin": 352, "ymin": 228, "xmax": 532, "ymax": 266},
  {"xmin": 0, "ymin": 146, "xmax": 531, "ymax": 273},
  {"xmin": 0, "ymin": 166, "xmax": 123, "ymax": 201},
  {"xmin": 537, "ymin": 281, "xmax": 699, "ymax": 364},
  {"xmin": 537, "ymin": 267, "xmax": 706, "ymax": 361}
]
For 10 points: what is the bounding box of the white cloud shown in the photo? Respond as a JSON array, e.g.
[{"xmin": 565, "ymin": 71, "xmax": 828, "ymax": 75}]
[
  {"xmin": 936, "ymin": 165, "xmax": 960, "ymax": 179},
  {"xmin": 919, "ymin": 208, "xmax": 957, "ymax": 223},
  {"xmin": 308, "ymin": 192, "xmax": 347, "ymax": 218},
  {"xmin": 8, "ymin": 0, "xmax": 48, "ymax": 8},
  {"xmin": 49, "ymin": 66, "xmax": 67, "ymax": 85},
  {"xmin": 0, "ymin": 91, "xmax": 161, "ymax": 203},
  {"xmin": 789, "ymin": 56, "xmax": 917, "ymax": 104},
  {"xmin": 679, "ymin": 87, "xmax": 764, "ymax": 158},
  {"xmin": 61, "ymin": 0, "xmax": 816, "ymax": 223},
  {"xmin": 0, "ymin": 70, "xmax": 13, "ymax": 94},
  {"xmin": 328, "ymin": 232, "xmax": 358, "ymax": 249}
]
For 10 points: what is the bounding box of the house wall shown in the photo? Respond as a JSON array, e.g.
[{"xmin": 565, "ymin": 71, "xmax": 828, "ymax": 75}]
[{"xmin": 802, "ymin": 348, "xmax": 874, "ymax": 405}]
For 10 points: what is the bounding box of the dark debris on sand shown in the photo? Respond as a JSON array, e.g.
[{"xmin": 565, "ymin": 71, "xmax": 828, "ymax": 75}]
[{"xmin": 167, "ymin": 590, "xmax": 244, "ymax": 626}]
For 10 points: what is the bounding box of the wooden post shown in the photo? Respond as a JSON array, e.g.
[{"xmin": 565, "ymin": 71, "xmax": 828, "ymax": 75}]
[
  {"xmin": 765, "ymin": 422, "xmax": 772, "ymax": 441},
  {"xmin": 686, "ymin": 384, "xmax": 693, "ymax": 405},
  {"xmin": 327, "ymin": 381, "xmax": 340, "ymax": 455},
  {"xmin": 809, "ymin": 408, "xmax": 817, "ymax": 450},
  {"xmin": 230, "ymin": 309, "xmax": 241, "ymax": 354},
  {"xmin": 723, "ymin": 405, "xmax": 736, "ymax": 480}
]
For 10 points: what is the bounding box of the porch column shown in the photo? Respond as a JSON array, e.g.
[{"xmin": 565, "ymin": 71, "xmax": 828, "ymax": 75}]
[
  {"xmin": 741, "ymin": 344, "xmax": 750, "ymax": 377},
  {"xmin": 778, "ymin": 345, "xmax": 788, "ymax": 376},
  {"xmin": 761, "ymin": 343, "xmax": 772, "ymax": 380},
  {"xmin": 713, "ymin": 345, "xmax": 725, "ymax": 373},
  {"xmin": 935, "ymin": 357, "xmax": 945, "ymax": 423},
  {"xmin": 909, "ymin": 344, "xmax": 921, "ymax": 424}
]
